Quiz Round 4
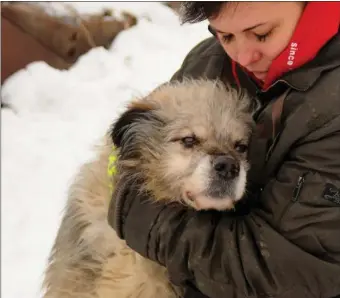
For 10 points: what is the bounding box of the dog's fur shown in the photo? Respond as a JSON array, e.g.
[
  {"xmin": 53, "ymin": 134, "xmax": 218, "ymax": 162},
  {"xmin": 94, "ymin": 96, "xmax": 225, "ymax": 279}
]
[{"xmin": 42, "ymin": 79, "xmax": 258, "ymax": 298}]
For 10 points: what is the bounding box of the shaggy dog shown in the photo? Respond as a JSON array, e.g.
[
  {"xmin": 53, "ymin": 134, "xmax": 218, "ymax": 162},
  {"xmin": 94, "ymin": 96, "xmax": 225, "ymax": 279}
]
[{"xmin": 42, "ymin": 79, "xmax": 258, "ymax": 298}]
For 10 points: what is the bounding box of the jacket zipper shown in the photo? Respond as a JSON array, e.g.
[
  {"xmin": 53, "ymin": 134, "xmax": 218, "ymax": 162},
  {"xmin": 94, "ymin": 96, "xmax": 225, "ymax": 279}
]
[
  {"xmin": 278, "ymin": 171, "xmax": 311, "ymax": 227},
  {"xmin": 291, "ymin": 171, "xmax": 310, "ymax": 202}
]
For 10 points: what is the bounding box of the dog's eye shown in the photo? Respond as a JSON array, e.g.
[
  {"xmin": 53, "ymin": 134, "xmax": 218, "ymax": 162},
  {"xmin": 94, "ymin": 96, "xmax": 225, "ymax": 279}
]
[
  {"xmin": 234, "ymin": 142, "xmax": 248, "ymax": 153},
  {"xmin": 181, "ymin": 136, "xmax": 199, "ymax": 148}
]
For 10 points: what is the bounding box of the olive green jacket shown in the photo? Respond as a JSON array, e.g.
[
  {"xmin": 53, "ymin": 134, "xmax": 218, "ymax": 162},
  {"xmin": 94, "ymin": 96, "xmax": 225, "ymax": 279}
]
[{"xmin": 109, "ymin": 33, "xmax": 340, "ymax": 298}]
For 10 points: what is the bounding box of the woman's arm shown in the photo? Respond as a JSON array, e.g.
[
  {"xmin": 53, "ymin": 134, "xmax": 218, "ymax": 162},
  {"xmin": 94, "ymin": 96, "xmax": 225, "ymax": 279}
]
[{"xmin": 109, "ymin": 116, "xmax": 340, "ymax": 298}]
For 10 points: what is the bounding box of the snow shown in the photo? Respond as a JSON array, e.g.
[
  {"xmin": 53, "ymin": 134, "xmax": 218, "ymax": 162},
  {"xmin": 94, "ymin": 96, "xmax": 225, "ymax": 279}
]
[{"xmin": 1, "ymin": 2, "xmax": 210, "ymax": 298}]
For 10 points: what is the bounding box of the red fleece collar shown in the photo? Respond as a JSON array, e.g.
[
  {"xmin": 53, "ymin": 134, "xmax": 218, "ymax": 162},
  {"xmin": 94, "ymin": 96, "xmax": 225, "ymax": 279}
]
[{"xmin": 232, "ymin": 2, "xmax": 340, "ymax": 91}]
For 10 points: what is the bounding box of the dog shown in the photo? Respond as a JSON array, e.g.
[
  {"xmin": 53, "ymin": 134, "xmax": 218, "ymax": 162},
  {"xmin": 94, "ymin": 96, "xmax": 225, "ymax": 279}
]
[{"xmin": 42, "ymin": 78, "xmax": 258, "ymax": 298}]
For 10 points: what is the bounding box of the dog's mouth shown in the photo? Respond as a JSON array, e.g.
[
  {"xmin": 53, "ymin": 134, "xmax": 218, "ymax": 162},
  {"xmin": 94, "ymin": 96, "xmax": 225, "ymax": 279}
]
[
  {"xmin": 179, "ymin": 159, "xmax": 247, "ymax": 211},
  {"xmin": 184, "ymin": 191, "xmax": 195, "ymax": 202},
  {"xmin": 182, "ymin": 190, "xmax": 236, "ymax": 211}
]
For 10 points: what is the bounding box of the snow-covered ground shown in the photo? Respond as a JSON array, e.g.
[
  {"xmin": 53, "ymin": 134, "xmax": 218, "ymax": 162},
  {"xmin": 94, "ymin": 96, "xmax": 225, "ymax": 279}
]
[{"xmin": 1, "ymin": 3, "xmax": 210, "ymax": 298}]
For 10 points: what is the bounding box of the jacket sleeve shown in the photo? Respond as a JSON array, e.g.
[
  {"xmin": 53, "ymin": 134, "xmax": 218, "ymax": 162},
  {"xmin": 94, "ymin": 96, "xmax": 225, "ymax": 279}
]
[{"xmin": 121, "ymin": 116, "xmax": 340, "ymax": 298}]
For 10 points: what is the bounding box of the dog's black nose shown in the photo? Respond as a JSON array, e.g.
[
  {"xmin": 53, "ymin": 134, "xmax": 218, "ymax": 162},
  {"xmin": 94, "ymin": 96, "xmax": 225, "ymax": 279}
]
[{"xmin": 213, "ymin": 155, "xmax": 240, "ymax": 179}]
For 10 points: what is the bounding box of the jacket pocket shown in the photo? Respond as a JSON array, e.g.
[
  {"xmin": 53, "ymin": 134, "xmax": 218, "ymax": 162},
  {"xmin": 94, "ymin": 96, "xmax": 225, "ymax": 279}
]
[
  {"xmin": 278, "ymin": 170, "xmax": 340, "ymax": 263},
  {"xmin": 291, "ymin": 171, "xmax": 311, "ymax": 202},
  {"xmin": 289, "ymin": 171, "xmax": 340, "ymax": 207},
  {"xmin": 278, "ymin": 171, "xmax": 312, "ymax": 223}
]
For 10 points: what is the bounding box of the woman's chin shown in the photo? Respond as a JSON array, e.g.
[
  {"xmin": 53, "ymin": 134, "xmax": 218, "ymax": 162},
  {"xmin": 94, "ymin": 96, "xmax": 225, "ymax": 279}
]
[{"xmin": 253, "ymin": 71, "xmax": 268, "ymax": 81}]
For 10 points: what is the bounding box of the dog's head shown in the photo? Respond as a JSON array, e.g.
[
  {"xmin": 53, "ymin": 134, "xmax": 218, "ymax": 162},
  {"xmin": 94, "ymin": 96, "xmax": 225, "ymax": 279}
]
[{"xmin": 110, "ymin": 79, "xmax": 258, "ymax": 211}]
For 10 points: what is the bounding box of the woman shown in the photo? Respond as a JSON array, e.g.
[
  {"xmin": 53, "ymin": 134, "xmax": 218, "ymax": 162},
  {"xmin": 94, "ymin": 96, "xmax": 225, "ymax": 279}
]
[{"xmin": 108, "ymin": 2, "xmax": 340, "ymax": 298}]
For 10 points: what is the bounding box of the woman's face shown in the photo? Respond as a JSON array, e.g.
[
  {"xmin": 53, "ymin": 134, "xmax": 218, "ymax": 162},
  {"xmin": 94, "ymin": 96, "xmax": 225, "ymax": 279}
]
[{"xmin": 208, "ymin": 2, "xmax": 305, "ymax": 81}]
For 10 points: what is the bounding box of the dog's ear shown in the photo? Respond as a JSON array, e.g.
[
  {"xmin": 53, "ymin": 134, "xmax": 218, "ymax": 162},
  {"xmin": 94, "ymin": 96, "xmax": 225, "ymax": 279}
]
[{"xmin": 111, "ymin": 103, "xmax": 154, "ymax": 148}]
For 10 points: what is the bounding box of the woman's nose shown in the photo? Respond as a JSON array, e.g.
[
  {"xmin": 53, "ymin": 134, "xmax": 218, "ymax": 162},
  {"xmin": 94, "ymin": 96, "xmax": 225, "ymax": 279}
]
[{"xmin": 236, "ymin": 47, "xmax": 261, "ymax": 68}]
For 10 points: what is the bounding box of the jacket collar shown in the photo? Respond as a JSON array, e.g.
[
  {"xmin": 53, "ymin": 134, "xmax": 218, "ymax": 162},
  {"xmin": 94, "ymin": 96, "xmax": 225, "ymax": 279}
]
[
  {"xmin": 235, "ymin": 32, "xmax": 340, "ymax": 101},
  {"xmin": 276, "ymin": 32, "xmax": 340, "ymax": 91},
  {"xmin": 199, "ymin": 31, "xmax": 340, "ymax": 99}
]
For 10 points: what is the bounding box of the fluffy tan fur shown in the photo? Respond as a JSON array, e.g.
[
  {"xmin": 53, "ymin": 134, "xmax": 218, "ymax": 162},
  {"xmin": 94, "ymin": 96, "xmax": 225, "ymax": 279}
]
[{"xmin": 42, "ymin": 79, "xmax": 257, "ymax": 298}]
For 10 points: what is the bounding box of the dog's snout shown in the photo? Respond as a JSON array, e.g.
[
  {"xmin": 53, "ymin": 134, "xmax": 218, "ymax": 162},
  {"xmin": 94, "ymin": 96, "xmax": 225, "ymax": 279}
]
[{"xmin": 213, "ymin": 155, "xmax": 239, "ymax": 179}]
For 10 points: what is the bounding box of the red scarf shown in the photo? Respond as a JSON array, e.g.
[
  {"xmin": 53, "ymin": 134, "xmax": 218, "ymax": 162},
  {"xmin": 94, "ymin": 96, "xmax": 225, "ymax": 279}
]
[{"xmin": 232, "ymin": 2, "xmax": 340, "ymax": 90}]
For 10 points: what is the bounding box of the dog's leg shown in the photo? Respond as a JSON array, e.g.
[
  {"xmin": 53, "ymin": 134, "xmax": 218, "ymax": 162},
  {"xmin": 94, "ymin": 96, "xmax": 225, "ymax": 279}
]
[
  {"xmin": 42, "ymin": 144, "xmax": 117, "ymax": 297},
  {"xmin": 42, "ymin": 141, "xmax": 181, "ymax": 298},
  {"xmin": 97, "ymin": 249, "xmax": 181, "ymax": 298}
]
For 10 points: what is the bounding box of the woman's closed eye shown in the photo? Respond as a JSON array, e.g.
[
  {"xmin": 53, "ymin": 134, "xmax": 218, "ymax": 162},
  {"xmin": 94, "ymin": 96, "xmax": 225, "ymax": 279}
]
[
  {"xmin": 221, "ymin": 30, "xmax": 273, "ymax": 44},
  {"xmin": 255, "ymin": 30, "xmax": 273, "ymax": 42},
  {"xmin": 221, "ymin": 34, "xmax": 234, "ymax": 43}
]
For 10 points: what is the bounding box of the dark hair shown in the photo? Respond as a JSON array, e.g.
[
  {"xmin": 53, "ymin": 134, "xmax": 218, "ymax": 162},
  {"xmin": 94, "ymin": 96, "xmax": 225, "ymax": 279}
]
[{"xmin": 179, "ymin": 2, "xmax": 225, "ymax": 24}]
